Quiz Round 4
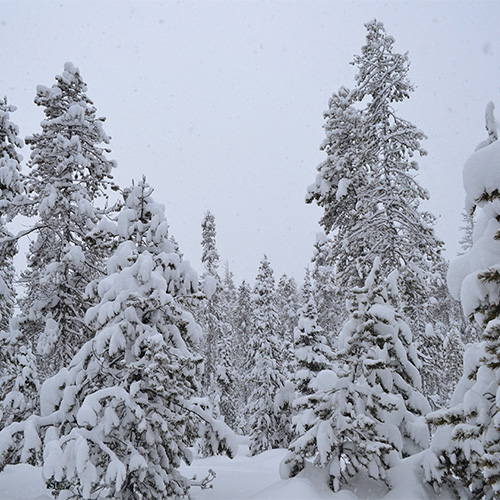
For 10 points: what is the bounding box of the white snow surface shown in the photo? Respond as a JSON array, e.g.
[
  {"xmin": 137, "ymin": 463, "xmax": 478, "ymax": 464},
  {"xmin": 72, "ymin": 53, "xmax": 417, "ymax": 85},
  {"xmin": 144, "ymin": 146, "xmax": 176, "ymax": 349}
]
[{"xmin": 0, "ymin": 436, "xmax": 448, "ymax": 500}]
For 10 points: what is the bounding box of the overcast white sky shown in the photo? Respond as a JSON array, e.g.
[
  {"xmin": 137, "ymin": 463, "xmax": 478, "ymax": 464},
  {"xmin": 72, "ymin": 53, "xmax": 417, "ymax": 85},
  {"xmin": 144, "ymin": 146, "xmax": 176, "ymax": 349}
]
[{"xmin": 1, "ymin": 1, "xmax": 500, "ymax": 284}]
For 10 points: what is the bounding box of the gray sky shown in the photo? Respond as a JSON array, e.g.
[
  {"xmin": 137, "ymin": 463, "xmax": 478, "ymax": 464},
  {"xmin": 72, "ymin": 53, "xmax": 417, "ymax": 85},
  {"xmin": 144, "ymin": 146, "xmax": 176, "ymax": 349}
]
[{"xmin": 1, "ymin": 1, "xmax": 500, "ymax": 284}]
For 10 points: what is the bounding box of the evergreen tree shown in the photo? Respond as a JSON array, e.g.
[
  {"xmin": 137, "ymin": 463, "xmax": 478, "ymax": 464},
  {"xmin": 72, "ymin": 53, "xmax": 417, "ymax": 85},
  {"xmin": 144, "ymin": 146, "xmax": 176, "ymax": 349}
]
[
  {"xmin": 0, "ymin": 179, "xmax": 236, "ymax": 499},
  {"xmin": 417, "ymin": 324, "xmax": 445, "ymax": 409},
  {"xmin": 310, "ymin": 233, "xmax": 342, "ymax": 343},
  {"xmin": 221, "ymin": 261, "xmax": 238, "ymax": 315},
  {"xmin": 284, "ymin": 258, "xmax": 430, "ymax": 491},
  {"xmin": 198, "ymin": 211, "xmax": 236, "ymax": 428},
  {"xmin": 291, "ymin": 291, "xmax": 334, "ymax": 441},
  {"xmin": 276, "ymin": 273, "xmax": 300, "ymax": 376},
  {"xmin": 424, "ymin": 344, "xmax": 486, "ymax": 498},
  {"xmin": 307, "ymin": 20, "xmax": 443, "ymax": 320},
  {"xmin": 458, "ymin": 210, "xmax": 475, "ymax": 256},
  {"xmin": 0, "ymin": 99, "xmax": 39, "ymax": 427},
  {"xmin": 424, "ymin": 103, "xmax": 500, "ymax": 499},
  {"xmin": 0, "ymin": 320, "xmax": 39, "ymax": 428},
  {"xmin": 306, "ymin": 19, "xmax": 447, "ymax": 400},
  {"xmin": 0, "ymin": 97, "xmax": 24, "ymax": 331},
  {"xmin": 233, "ymin": 280, "xmax": 253, "ymax": 433},
  {"xmin": 305, "ymin": 85, "xmax": 364, "ymax": 238},
  {"xmin": 441, "ymin": 326, "xmax": 464, "ymax": 402},
  {"xmin": 292, "ymin": 293, "xmax": 333, "ymax": 398},
  {"xmin": 20, "ymin": 62, "xmax": 117, "ymax": 379},
  {"xmin": 422, "ymin": 260, "xmax": 468, "ymax": 406},
  {"xmin": 301, "ymin": 267, "xmax": 313, "ymax": 303},
  {"xmin": 247, "ymin": 256, "xmax": 290, "ymax": 455},
  {"xmin": 351, "ymin": 20, "xmax": 443, "ymax": 327},
  {"xmin": 290, "ymin": 284, "xmax": 334, "ymax": 443}
]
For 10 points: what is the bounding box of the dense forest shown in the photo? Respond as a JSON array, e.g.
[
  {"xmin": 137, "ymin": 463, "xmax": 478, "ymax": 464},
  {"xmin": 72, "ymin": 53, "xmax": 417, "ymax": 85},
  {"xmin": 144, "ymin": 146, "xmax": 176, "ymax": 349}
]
[{"xmin": 0, "ymin": 20, "xmax": 498, "ymax": 499}]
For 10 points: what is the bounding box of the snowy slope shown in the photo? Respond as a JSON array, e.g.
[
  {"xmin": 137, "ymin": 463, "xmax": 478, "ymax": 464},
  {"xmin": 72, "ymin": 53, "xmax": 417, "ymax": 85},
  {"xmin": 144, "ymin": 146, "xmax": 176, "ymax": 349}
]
[{"xmin": 0, "ymin": 438, "xmax": 452, "ymax": 499}]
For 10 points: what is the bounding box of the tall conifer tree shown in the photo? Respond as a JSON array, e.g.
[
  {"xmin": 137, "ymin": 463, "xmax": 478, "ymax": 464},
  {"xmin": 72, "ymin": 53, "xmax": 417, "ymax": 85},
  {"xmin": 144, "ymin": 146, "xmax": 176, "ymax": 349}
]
[
  {"xmin": 20, "ymin": 63, "xmax": 117, "ymax": 379},
  {"xmin": 306, "ymin": 20, "xmax": 447, "ymax": 397}
]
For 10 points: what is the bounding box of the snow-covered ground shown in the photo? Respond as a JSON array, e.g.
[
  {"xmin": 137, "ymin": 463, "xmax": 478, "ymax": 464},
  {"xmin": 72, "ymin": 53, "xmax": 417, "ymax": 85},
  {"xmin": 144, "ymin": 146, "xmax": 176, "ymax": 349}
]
[{"xmin": 0, "ymin": 437, "xmax": 451, "ymax": 500}]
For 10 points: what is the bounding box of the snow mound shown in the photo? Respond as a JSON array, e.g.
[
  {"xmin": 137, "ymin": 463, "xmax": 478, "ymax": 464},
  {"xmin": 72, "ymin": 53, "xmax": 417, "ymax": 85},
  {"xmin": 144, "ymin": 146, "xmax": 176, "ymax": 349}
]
[
  {"xmin": 0, "ymin": 443, "xmax": 455, "ymax": 500},
  {"xmin": 0, "ymin": 464, "xmax": 51, "ymax": 499}
]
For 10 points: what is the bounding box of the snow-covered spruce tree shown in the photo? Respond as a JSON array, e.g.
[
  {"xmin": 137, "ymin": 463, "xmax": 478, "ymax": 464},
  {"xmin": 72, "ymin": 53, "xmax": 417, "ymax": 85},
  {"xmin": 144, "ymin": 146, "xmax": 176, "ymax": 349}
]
[
  {"xmin": 0, "ymin": 320, "xmax": 39, "ymax": 428},
  {"xmin": 0, "ymin": 97, "xmax": 25, "ymax": 331},
  {"xmin": 292, "ymin": 292, "xmax": 333, "ymax": 399},
  {"xmin": 247, "ymin": 256, "xmax": 292, "ymax": 455},
  {"xmin": 0, "ymin": 179, "xmax": 236, "ymax": 499},
  {"xmin": 283, "ymin": 258, "xmax": 431, "ymax": 492},
  {"xmin": 349, "ymin": 20, "xmax": 444, "ymax": 332},
  {"xmin": 305, "ymin": 85, "xmax": 364, "ymax": 239},
  {"xmin": 424, "ymin": 103, "xmax": 500, "ymax": 499},
  {"xmin": 291, "ymin": 290, "xmax": 334, "ymax": 441},
  {"xmin": 198, "ymin": 211, "xmax": 236, "ymax": 429},
  {"xmin": 0, "ymin": 99, "xmax": 39, "ymax": 427},
  {"xmin": 20, "ymin": 62, "xmax": 117, "ymax": 380},
  {"xmin": 458, "ymin": 210, "xmax": 475, "ymax": 257},
  {"xmin": 306, "ymin": 20, "xmax": 446, "ymax": 400},
  {"xmin": 233, "ymin": 280, "xmax": 253, "ymax": 433},
  {"xmin": 310, "ymin": 233, "xmax": 343, "ymax": 344},
  {"xmin": 198, "ymin": 210, "xmax": 220, "ymax": 390},
  {"xmin": 276, "ymin": 273, "xmax": 301, "ymax": 376},
  {"xmin": 221, "ymin": 261, "xmax": 238, "ymax": 317},
  {"xmin": 301, "ymin": 267, "xmax": 312, "ymax": 302},
  {"xmin": 441, "ymin": 326, "xmax": 464, "ymax": 402}
]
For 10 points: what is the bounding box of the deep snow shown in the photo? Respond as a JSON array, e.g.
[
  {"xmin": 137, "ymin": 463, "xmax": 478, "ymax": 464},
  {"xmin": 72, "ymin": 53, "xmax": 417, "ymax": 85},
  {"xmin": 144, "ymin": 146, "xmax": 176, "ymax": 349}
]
[{"xmin": 0, "ymin": 436, "xmax": 453, "ymax": 499}]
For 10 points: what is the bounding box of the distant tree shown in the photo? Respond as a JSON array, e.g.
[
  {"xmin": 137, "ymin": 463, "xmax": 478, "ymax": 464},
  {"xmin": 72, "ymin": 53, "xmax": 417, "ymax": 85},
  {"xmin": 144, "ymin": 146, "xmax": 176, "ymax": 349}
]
[
  {"xmin": 0, "ymin": 179, "xmax": 236, "ymax": 499},
  {"xmin": 233, "ymin": 280, "xmax": 253, "ymax": 433},
  {"xmin": 276, "ymin": 274, "xmax": 300, "ymax": 375},
  {"xmin": 310, "ymin": 233, "xmax": 342, "ymax": 344},
  {"xmin": 301, "ymin": 267, "xmax": 313, "ymax": 303},
  {"xmin": 20, "ymin": 62, "xmax": 117, "ymax": 379},
  {"xmin": 441, "ymin": 326, "xmax": 464, "ymax": 401},
  {"xmin": 284, "ymin": 258, "xmax": 430, "ymax": 491},
  {"xmin": 247, "ymin": 256, "xmax": 290, "ymax": 455},
  {"xmin": 198, "ymin": 210, "xmax": 220, "ymax": 391},
  {"xmin": 458, "ymin": 210, "xmax": 475, "ymax": 256},
  {"xmin": 198, "ymin": 211, "xmax": 236, "ymax": 428},
  {"xmin": 421, "ymin": 260, "xmax": 468, "ymax": 407},
  {"xmin": 417, "ymin": 324, "xmax": 445, "ymax": 409},
  {"xmin": 221, "ymin": 261, "xmax": 238, "ymax": 315}
]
